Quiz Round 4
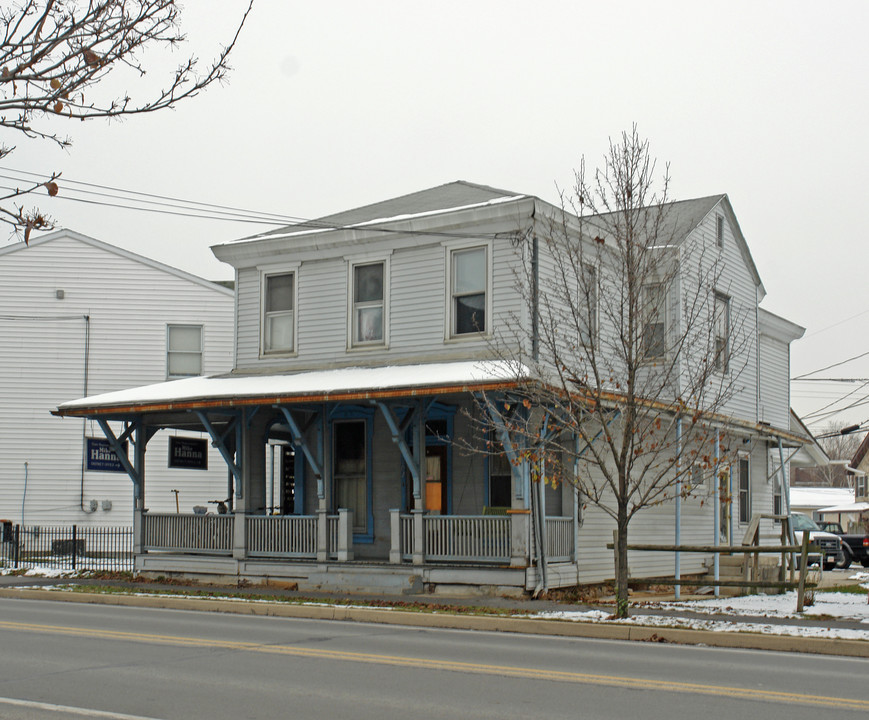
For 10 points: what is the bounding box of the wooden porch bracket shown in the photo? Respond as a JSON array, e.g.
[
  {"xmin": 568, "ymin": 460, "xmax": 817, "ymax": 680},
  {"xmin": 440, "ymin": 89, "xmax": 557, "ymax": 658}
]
[
  {"xmin": 194, "ymin": 411, "xmax": 242, "ymax": 488},
  {"xmin": 480, "ymin": 394, "xmax": 525, "ymax": 501},
  {"xmin": 375, "ymin": 401, "xmax": 421, "ymax": 498},
  {"xmin": 275, "ymin": 405, "xmax": 325, "ymax": 499},
  {"xmin": 96, "ymin": 418, "xmax": 142, "ymax": 494}
]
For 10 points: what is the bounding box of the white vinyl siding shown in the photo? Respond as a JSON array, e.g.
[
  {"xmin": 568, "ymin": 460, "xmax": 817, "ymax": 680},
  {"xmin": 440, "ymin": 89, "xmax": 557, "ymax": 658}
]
[{"xmin": 0, "ymin": 233, "xmax": 234, "ymax": 527}]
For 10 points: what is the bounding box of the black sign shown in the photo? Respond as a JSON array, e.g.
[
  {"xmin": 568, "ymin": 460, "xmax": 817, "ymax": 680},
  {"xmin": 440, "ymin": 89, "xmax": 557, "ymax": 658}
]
[
  {"xmin": 86, "ymin": 438, "xmax": 128, "ymax": 473},
  {"xmin": 169, "ymin": 436, "xmax": 208, "ymax": 470}
]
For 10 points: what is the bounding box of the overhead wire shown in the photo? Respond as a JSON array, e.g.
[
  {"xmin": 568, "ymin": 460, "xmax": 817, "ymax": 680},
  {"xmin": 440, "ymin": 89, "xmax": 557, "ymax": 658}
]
[{"xmin": 0, "ymin": 166, "xmax": 516, "ymax": 241}]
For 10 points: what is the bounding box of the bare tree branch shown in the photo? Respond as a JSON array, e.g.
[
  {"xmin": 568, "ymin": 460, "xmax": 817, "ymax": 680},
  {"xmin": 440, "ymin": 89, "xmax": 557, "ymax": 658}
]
[{"xmin": 0, "ymin": 0, "xmax": 254, "ymax": 240}]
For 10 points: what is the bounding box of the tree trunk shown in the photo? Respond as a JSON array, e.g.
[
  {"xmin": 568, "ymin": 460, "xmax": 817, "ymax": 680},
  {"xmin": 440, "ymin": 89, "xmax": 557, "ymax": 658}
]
[{"xmin": 615, "ymin": 507, "xmax": 630, "ymax": 618}]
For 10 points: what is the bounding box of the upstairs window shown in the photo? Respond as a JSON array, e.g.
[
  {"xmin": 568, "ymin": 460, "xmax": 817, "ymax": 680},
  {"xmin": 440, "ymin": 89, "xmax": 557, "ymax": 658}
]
[
  {"xmin": 579, "ymin": 264, "xmax": 598, "ymax": 348},
  {"xmin": 350, "ymin": 261, "xmax": 385, "ymax": 347},
  {"xmin": 262, "ymin": 271, "xmax": 296, "ymax": 354},
  {"xmin": 713, "ymin": 292, "xmax": 730, "ymax": 373},
  {"xmin": 716, "ymin": 214, "xmax": 725, "ymax": 248},
  {"xmin": 450, "ymin": 246, "xmax": 487, "ymax": 336},
  {"xmin": 167, "ymin": 324, "xmax": 202, "ymax": 378},
  {"xmin": 641, "ymin": 283, "xmax": 666, "ymax": 359}
]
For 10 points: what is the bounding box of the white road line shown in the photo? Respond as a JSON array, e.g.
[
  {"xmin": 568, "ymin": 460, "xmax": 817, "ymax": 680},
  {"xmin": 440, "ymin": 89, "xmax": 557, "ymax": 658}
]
[{"xmin": 0, "ymin": 696, "xmax": 163, "ymax": 720}]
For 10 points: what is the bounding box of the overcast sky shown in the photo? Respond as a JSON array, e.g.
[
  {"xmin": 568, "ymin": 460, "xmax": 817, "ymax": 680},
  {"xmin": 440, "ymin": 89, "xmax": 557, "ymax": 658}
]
[{"xmin": 13, "ymin": 0, "xmax": 869, "ymax": 431}]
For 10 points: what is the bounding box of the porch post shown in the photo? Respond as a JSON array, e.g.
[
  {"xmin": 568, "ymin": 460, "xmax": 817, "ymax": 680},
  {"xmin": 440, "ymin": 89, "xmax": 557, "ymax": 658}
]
[
  {"xmin": 336, "ymin": 508, "xmax": 354, "ymax": 561},
  {"xmin": 132, "ymin": 421, "xmax": 146, "ymax": 556},
  {"xmin": 412, "ymin": 397, "xmax": 426, "ymax": 565},
  {"xmin": 317, "ymin": 405, "xmax": 330, "ymax": 562},
  {"xmin": 510, "ymin": 430, "xmax": 530, "ymax": 568},
  {"xmin": 232, "ymin": 411, "xmax": 251, "ymax": 561},
  {"xmin": 389, "ymin": 508, "xmax": 401, "ymax": 563}
]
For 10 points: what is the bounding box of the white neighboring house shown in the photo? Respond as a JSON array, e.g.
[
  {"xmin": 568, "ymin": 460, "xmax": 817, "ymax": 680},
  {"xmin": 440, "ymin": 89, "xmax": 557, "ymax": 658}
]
[{"xmin": 0, "ymin": 230, "xmax": 234, "ymax": 527}]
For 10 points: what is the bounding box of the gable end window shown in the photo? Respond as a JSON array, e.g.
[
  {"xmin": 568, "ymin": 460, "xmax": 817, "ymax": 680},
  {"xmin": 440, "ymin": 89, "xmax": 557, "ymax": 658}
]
[
  {"xmin": 262, "ymin": 271, "xmax": 296, "ymax": 354},
  {"xmin": 713, "ymin": 292, "xmax": 730, "ymax": 373},
  {"xmin": 579, "ymin": 263, "xmax": 598, "ymax": 348},
  {"xmin": 167, "ymin": 324, "xmax": 202, "ymax": 378},
  {"xmin": 449, "ymin": 246, "xmax": 487, "ymax": 336},
  {"xmin": 641, "ymin": 283, "xmax": 666, "ymax": 359},
  {"xmin": 716, "ymin": 214, "xmax": 724, "ymax": 248},
  {"xmin": 350, "ymin": 261, "xmax": 385, "ymax": 347}
]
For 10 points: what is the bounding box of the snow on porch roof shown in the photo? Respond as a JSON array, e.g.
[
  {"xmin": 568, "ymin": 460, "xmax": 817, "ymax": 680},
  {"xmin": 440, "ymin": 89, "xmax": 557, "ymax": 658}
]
[{"xmin": 55, "ymin": 360, "xmax": 527, "ymax": 416}]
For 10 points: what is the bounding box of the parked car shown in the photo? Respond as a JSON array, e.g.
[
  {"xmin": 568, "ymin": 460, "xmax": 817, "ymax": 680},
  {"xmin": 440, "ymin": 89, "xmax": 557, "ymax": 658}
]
[
  {"xmin": 814, "ymin": 520, "xmax": 869, "ymax": 569},
  {"xmin": 789, "ymin": 513, "xmax": 842, "ymax": 571}
]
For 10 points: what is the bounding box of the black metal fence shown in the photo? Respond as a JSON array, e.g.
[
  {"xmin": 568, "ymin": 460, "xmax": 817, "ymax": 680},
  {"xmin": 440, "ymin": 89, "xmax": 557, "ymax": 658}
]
[{"xmin": 1, "ymin": 523, "xmax": 133, "ymax": 572}]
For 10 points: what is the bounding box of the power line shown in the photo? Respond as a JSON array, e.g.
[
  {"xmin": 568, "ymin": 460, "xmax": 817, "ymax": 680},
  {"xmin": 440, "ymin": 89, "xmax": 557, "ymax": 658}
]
[
  {"xmin": 791, "ymin": 349, "xmax": 869, "ymax": 380},
  {"xmin": 0, "ymin": 166, "xmax": 515, "ymax": 242}
]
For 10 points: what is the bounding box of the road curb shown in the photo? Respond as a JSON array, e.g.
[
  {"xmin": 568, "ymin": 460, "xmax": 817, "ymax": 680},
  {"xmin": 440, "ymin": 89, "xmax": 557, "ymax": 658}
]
[{"xmin": 1, "ymin": 587, "xmax": 866, "ymax": 658}]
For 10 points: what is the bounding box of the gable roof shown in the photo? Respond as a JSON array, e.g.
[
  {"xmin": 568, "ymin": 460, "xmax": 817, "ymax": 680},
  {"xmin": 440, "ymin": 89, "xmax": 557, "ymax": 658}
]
[
  {"xmin": 245, "ymin": 181, "xmax": 525, "ymax": 241},
  {"xmin": 0, "ymin": 229, "xmax": 234, "ymax": 296}
]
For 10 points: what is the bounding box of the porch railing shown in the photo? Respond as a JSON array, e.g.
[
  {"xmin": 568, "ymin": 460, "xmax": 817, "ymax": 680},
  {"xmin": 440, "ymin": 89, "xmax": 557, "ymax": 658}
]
[
  {"xmin": 545, "ymin": 516, "xmax": 575, "ymax": 562},
  {"xmin": 143, "ymin": 513, "xmax": 233, "ymax": 555},
  {"xmin": 247, "ymin": 515, "xmax": 318, "ymax": 558},
  {"xmin": 423, "ymin": 514, "xmax": 511, "ymax": 563},
  {"xmin": 399, "ymin": 514, "xmax": 414, "ymax": 561}
]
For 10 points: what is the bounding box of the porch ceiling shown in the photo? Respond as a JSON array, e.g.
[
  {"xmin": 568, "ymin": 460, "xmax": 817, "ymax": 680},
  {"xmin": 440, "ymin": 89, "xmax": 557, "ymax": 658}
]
[{"xmin": 52, "ymin": 360, "xmax": 527, "ymax": 419}]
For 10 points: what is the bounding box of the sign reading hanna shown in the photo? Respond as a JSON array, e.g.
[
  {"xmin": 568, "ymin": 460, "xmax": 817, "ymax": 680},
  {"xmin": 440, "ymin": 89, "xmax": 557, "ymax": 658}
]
[
  {"xmin": 86, "ymin": 437, "xmax": 128, "ymax": 473},
  {"xmin": 169, "ymin": 436, "xmax": 208, "ymax": 470}
]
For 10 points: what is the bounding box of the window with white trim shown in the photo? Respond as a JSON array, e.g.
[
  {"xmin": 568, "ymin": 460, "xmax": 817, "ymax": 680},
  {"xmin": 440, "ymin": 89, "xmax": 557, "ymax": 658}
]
[
  {"xmin": 350, "ymin": 261, "xmax": 385, "ymax": 346},
  {"xmin": 641, "ymin": 282, "xmax": 666, "ymax": 359},
  {"xmin": 855, "ymin": 474, "xmax": 868, "ymax": 500},
  {"xmin": 449, "ymin": 246, "xmax": 487, "ymax": 336},
  {"xmin": 167, "ymin": 324, "xmax": 202, "ymax": 378},
  {"xmin": 262, "ymin": 271, "xmax": 296, "ymax": 354},
  {"xmin": 714, "ymin": 292, "xmax": 730, "ymax": 373}
]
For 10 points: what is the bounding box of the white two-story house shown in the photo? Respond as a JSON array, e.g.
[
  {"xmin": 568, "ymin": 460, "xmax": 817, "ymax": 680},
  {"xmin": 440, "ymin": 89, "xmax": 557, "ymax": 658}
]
[{"xmin": 55, "ymin": 182, "xmax": 807, "ymax": 594}]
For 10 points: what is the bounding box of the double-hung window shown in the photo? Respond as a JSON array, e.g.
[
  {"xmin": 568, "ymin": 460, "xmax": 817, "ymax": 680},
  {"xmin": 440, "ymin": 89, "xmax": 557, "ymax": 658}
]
[
  {"xmin": 167, "ymin": 324, "xmax": 202, "ymax": 378},
  {"xmin": 641, "ymin": 283, "xmax": 666, "ymax": 359},
  {"xmin": 449, "ymin": 246, "xmax": 487, "ymax": 336},
  {"xmin": 713, "ymin": 292, "xmax": 730, "ymax": 373},
  {"xmin": 350, "ymin": 260, "xmax": 386, "ymax": 347},
  {"xmin": 262, "ymin": 270, "xmax": 296, "ymax": 354},
  {"xmin": 579, "ymin": 263, "xmax": 598, "ymax": 348}
]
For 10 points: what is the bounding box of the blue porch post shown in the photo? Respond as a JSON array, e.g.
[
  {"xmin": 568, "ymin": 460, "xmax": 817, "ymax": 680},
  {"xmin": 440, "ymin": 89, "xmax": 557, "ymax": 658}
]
[{"xmin": 412, "ymin": 397, "xmax": 426, "ymax": 565}]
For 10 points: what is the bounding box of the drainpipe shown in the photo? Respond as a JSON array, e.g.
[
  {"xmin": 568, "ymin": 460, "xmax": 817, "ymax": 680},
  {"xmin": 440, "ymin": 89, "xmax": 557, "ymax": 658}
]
[
  {"xmin": 713, "ymin": 431, "xmax": 720, "ymax": 597},
  {"xmin": 777, "ymin": 438, "xmax": 794, "ymax": 545},
  {"xmin": 531, "ymin": 234, "xmax": 539, "ymax": 362},
  {"xmin": 674, "ymin": 416, "xmax": 682, "ymax": 599},
  {"xmin": 79, "ymin": 315, "xmax": 92, "ymax": 513},
  {"xmin": 20, "ymin": 461, "xmax": 28, "ymax": 525}
]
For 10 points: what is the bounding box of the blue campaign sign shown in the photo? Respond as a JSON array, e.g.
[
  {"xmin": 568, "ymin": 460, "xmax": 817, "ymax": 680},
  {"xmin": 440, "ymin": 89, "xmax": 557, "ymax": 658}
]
[{"xmin": 86, "ymin": 437, "xmax": 128, "ymax": 473}]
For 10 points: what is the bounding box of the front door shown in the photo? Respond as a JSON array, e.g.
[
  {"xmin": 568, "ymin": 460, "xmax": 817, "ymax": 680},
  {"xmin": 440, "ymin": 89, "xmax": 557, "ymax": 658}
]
[{"xmin": 425, "ymin": 445, "xmax": 448, "ymax": 514}]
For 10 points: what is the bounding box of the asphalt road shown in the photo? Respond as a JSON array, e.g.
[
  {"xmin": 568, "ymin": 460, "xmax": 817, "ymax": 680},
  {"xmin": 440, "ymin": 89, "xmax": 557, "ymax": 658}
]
[{"xmin": 0, "ymin": 598, "xmax": 866, "ymax": 720}]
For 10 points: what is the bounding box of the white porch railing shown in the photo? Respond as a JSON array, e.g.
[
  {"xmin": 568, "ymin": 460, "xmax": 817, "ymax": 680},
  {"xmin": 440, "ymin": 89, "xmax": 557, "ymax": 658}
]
[
  {"xmin": 247, "ymin": 515, "xmax": 318, "ymax": 558},
  {"xmin": 398, "ymin": 514, "xmax": 512, "ymax": 563},
  {"xmin": 545, "ymin": 516, "xmax": 575, "ymax": 562},
  {"xmin": 143, "ymin": 513, "xmax": 233, "ymax": 555}
]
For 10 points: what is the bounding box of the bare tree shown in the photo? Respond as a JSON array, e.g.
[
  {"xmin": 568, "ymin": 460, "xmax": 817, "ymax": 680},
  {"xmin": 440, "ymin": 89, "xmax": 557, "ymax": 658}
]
[
  {"xmin": 0, "ymin": 0, "xmax": 253, "ymax": 241},
  {"xmin": 485, "ymin": 128, "xmax": 751, "ymax": 617}
]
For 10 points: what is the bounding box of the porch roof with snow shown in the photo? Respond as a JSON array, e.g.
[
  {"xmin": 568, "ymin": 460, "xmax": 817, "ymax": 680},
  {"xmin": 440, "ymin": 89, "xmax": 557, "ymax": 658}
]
[{"xmin": 53, "ymin": 360, "xmax": 526, "ymax": 417}]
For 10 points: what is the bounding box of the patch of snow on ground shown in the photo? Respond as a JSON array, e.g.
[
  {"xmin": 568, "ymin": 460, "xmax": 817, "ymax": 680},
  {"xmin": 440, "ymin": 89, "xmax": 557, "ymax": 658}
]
[{"xmin": 656, "ymin": 589, "xmax": 869, "ymax": 621}]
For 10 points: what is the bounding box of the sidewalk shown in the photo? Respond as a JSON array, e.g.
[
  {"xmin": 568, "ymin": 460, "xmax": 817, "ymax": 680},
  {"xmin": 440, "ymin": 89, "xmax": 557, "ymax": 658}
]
[{"xmin": 0, "ymin": 572, "xmax": 866, "ymax": 657}]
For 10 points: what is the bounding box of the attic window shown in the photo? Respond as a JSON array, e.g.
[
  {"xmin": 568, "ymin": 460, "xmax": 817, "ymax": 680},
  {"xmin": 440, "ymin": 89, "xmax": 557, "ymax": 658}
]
[{"xmin": 716, "ymin": 214, "xmax": 724, "ymax": 248}]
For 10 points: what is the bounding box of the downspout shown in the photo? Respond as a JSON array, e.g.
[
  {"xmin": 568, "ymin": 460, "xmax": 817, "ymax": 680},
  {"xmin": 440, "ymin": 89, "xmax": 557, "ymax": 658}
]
[
  {"xmin": 529, "ymin": 206, "xmax": 539, "ymax": 364},
  {"xmin": 777, "ymin": 438, "xmax": 794, "ymax": 545},
  {"xmin": 79, "ymin": 315, "xmax": 92, "ymax": 513},
  {"xmin": 20, "ymin": 461, "xmax": 28, "ymax": 525},
  {"xmin": 674, "ymin": 416, "xmax": 682, "ymax": 600},
  {"xmin": 713, "ymin": 431, "xmax": 720, "ymax": 597}
]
